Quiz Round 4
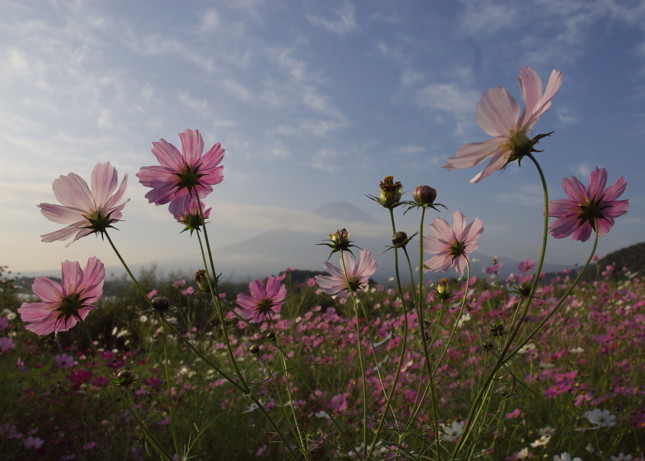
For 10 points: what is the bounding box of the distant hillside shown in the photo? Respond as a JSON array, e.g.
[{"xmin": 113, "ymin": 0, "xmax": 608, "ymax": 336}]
[{"xmin": 596, "ymin": 241, "xmax": 645, "ymax": 276}]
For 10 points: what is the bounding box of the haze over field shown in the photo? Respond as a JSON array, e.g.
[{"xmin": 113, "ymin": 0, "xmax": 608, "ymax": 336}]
[{"xmin": 1, "ymin": 0, "xmax": 644, "ymax": 278}]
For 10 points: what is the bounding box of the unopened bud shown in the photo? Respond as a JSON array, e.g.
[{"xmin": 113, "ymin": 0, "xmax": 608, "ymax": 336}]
[
  {"xmin": 115, "ymin": 369, "xmax": 135, "ymax": 386},
  {"xmin": 392, "ymin": 231, "xmax": 408, "ymax": 248},
  {"xmin": 151, "ymin": 297, "xmax": 170, "ymax": 312},
  {"xmin": 413, "ymin": 185, "xmax": 437, "ymax": 206}
]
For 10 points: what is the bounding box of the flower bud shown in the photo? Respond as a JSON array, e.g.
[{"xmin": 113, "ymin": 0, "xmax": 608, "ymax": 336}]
[
  {"xmin": 151, "ymin": 297, "xmax": 170, "ymax": 312},
  {"xmin": 413, "ymin": 185, "xmax": 437, "ymax": 206},
  {"xmin": 327, "ymin": 228, "xmax": 353, "ymax": 253},
  {"xmin": 194, "ymin": 269, "xmax": 209, "ymax": 292},
  {"xmin": 436, "ymin": 278, "xmax": 451, "ymax": 300},
  {"xmin": 391, "ymin": 231, "xmax": 408, "ymax": 248},
  {"xmin": 379, "ymin": 176, "xmax": 402, "ymax": 208},
  {"xmin": 115, "ymin": 369, "xmax": 135, "ymax": 386}
]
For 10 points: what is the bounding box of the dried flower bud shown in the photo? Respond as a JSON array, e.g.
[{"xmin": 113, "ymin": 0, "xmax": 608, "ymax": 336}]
[
  {"xmin": 379, "ymin": 176, "xmax": 403, "ymax": 208},
  {"xmin": 194, "ymin": 269, "xmax": 209, "ymax": 292},
  {"xmin": 151, "ymin": 297, "xmax": 170, "ymax": 312},
  {"xmin": 436, "ymin": 278, "xmax": 451, "ymax": 299},
  {"xmin": 413, "ymin": 185, "xmax": 437, "ymax": 206}
]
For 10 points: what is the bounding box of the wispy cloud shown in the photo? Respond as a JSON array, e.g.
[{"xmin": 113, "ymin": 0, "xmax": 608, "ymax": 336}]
[
  {"xmin": 306, "ymin": 1, "xmax": 358, "ymax": 36},
  {"xmin": 458, "ymin": 0, "xmax": 518, "ymax": 35},
  {"xmin": 416, "ymin": 83, "xmax": 480, "ymax": 135}
]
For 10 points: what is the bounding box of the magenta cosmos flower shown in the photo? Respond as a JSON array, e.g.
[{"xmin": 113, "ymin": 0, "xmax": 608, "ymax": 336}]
[
  {"xmin": 38, "ymin": 162, "xmax": 128, "ymax": 245},
  {"xmin": 549, "ymin": 167, "xmax": 628, "ymax": 242},
  {"xmin": 18, "ymin": 257, "xmax": 104, "ymax": 336},
  {"xmin": 137, "ymin": 129, "xmax": 225, "ymax": 206},
  {"xmin": 444, "ymin": 67, "xmax": 562, "ymax": 183},
  {"xmin": 423, "ymin": 211, "xmax": 483, "ymax": 276},
  {"xmin": 235, "ymin": 276, "xmax": 287, "ymax": 323},
  {"xmin": 315, "ymin": 249, "xmax": 378, "ymax": 298}
]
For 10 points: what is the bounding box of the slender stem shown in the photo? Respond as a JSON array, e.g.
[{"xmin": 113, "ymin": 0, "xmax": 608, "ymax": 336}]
[
  {"xmin": 412, "ymin": 206, "xmax": 441, "ymax": 457},
  {"xmin": 451, "ymin": 153, "xmax": 551, "ymax": 458},
  {"xmin": 80, "ymin": 320, "xmax": 174, "ymax": 461},
  {"xmin": 104, "ymin": 231, "xmax": 151, "ymax": 307},
  {"xmin": 506, "ymin": 228, "xmax": 599, "ymax": 363},
  {"xmin": 365, "ymin": 208, "xmax": 413, "ymax": 458},
  {"xmin": 339, "ymin": 250, "xmax": 368, "ymax": 460},
  {"xmin": 160, "ymin": 312, "xmax": 180, "ymax": 456},
  {"xmin": 433, "ymin": 263, "xmax": 471, "ymax": 376},
  {"xmin": 195, "ymin": 229, "xmax": 249, "ymax": 393},
  {"xmin": 272, "ymin": 324, "xmax": 309, "ymax": 460}
]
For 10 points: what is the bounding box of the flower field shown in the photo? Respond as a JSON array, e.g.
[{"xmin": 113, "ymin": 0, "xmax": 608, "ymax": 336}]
[
  {"xmin": 2, "ymin": 66, "xmax": 642, "ymax": 460},
  {"xmin": 1, "ymin": 263, "xmax": 642, "ymax": 460}
]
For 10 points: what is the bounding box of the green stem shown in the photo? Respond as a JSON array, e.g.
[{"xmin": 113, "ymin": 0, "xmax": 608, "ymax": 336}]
[
  {"xmin": 413, "ymin": 206, "xmax": 441, "ymax": 457},
  {"xmin": 340, "ymin": 250, "xmax": 368, "ymax": 460},
  {"xmin": 506, "ymin": 228, "xmax": 599, "ymax": 364},
  {"xmin": 451, "ymin": 153, "xmax": 550, "ymax": 458},
  {"xmin": 194, "ymin": 229, "xmax": 249, "ymax": 394},
  {"xmin": 79, "ymin": 320, "xmax": 174, "ymax": 461},
  {"xmin": 104, "ymin": 231, "xmax": 151, "ymax": 307},
  {"xmin": 160, "ymin": 312, "xmax": 180, "ymax": 456},
  {"xmin": 272, "ymin": 324, "xmax": 309, "ymax": 460}
]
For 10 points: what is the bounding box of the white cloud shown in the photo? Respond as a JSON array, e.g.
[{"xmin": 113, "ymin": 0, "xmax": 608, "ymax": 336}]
[
  {"xmin": 395, "ymin": 145, "xmax": 425, "ymax": 156},
  {"xmin": 458, "ymin": 0, "xmax": 519, "ymax": 35},
  {"xmin": 221, "ymin": 78, "xmax": 253, "ymax": 102},
  {"xmin": 198, "ymin": 8, "xmax": 220, "ymax": 33},
  {"xmin": 178, "ymin": 92, "xmax": 209, "ymax": 113},
  {"xmin": 306, "ymin": 1, "xmax": 357, "ymax": 36},
  {"xmin": 416, "ymin": 83, "xmax": 480, "ymax": 135}
]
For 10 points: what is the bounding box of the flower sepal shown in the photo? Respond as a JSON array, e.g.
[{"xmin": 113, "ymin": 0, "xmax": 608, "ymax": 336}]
[
  {"xmin": 509, "ymin": 131, "xmax": 554, "ymax": 165},
  {"xmin": 317, "ymin": 228, "xmax": 360, "ymax": 260},
  {"xmin": 385, "ymin": 231, "xmax": 417, "ymax": 251}
]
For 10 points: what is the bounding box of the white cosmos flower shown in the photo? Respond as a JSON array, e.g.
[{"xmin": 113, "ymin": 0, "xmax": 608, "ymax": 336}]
[{"xmin": 584, "ymin": 408, "xmax": 616, "ymax": 427}]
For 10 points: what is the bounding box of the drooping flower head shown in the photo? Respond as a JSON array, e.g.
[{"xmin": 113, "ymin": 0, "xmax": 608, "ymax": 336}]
[
  {"xmin": 18, "ymin": 257, "xmax": 104, "ymax": 336},
  {"xmin": 137, "ymin": 129, "xmax": 225, "ymax": 206},
  {"xmin": 444, "ymin": 67, "xmax": 562, "ymax": 183},
  {"xmin": 315, "ymin": 249, "xmax": 378, "ymax": 298},
  {"xmin": 423, "ymin": 211, "xmax": 483, "ymax": 276},
  {"xmin": 169, "ymin": 195, "xmax": 212, "ymax": 234},
  {"xmin": 38, "ymin": 162, "xmax": 128, "ymax": 245},
  {"xmin": 549, "ymin": 167, "xmax": 628, "ymax": 242},
  {"xmin": 235, "ymin": 276, "xmax": 287, "ymax": 324}
]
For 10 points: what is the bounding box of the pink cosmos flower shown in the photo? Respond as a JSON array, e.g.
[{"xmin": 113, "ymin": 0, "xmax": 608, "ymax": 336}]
[
  {"xmin": 518, "ymin": 259, "xmax": 536, "ymax": 273},
  {"xmin": 549, "ymin": 167, "xmax": 628, "ymax": 242},
  {"xmin": 137, "ymin": 129, "xmax": 225, "ymax": 205},
  {"xmin": 423, "ymin": 211, "xmax": 483, "ymax": 276},
  {"xmin": 315, "ymin": 249, "xmax": 378, "ymax": 298},
  {"xmin": 169, "ymin": 194, "xmax": 212, "ymax": 232},
  {"xmin": 444, "ymin": 67, "xmax": 562, "ymax": 183},
  {"xmin": 18, "ymin": 257, "xmax": 104, "ymax": 336},
  {"xmin": 235, "ymin": 276, "xmax": 287, "ymax": 324},
  {"xmin": 38, "ymin": 162, "xmax": 128, "ymax": 245},
  {"xmin": 0, "ymin": 336, "xmax": 14, "ymax": 353}
]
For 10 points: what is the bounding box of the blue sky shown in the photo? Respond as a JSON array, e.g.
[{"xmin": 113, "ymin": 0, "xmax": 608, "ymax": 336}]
[{"xmin": 1, "ymin": 0, "xmax": 643, "ymax": 277}]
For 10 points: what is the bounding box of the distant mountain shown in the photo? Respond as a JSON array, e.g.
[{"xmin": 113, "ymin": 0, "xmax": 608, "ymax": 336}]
[
  {"xmin": 313, "ymin": 202, "xmax": 380, "ymax": 225},
  {"xmin": 594, "ymin": 241, "xmax": 645, "ymax": 276},
  {"xmin": 211, "ymin": 202, "xmax": 572, "ymax": 283}
]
